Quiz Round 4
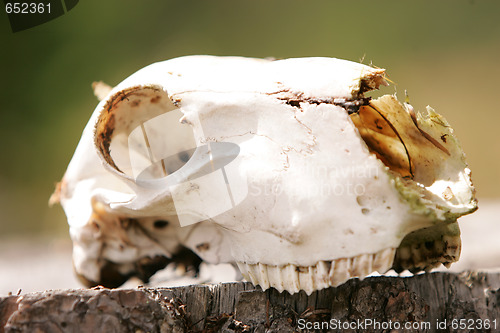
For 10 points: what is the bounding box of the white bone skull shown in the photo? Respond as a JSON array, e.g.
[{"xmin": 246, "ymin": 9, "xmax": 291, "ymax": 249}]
[{"xmin": 52, "ymin": 56, "xmax": 477, "ymax": 295}]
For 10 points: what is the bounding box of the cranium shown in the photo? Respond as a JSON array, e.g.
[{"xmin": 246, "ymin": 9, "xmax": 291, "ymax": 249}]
[{"xmin": 52, "ymin": 56, "xmax": 477, "ymax": 294}]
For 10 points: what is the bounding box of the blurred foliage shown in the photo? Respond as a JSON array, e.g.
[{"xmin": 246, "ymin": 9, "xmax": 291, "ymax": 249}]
[{"xmin": 0, "ymin": 0, "xmax": 499, "ymax": 236}]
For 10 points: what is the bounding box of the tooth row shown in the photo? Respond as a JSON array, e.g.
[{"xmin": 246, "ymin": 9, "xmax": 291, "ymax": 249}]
[
  {"xmin": 236, "ymin": 247, "xmax": 396, "ymax": 295},
  {"xmin": 392, "ymin": 233, "xmax": 461, "ymax": 273}
]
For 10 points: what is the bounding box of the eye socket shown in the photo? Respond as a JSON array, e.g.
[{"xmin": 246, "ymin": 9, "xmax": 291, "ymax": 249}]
[
  {"xmin": 95, "ymin": 87, "xmax": 198, "ymax": 180},
  {"xmin": 128, "ymin": 109, "xmax": 197, "ymax": 180},
  {"xmin": 153, "ymin": 220, "xmax": 169, "ymax": 229}
]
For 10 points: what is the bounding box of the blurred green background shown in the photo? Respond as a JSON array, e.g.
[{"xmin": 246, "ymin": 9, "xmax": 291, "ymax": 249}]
[{"xmin": 0, "ymin": 0, "xmax": 499, "ymax": 237}]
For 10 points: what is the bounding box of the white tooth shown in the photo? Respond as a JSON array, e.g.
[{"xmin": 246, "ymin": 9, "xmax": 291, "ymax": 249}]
[
  {"xmin": 298, "ymin": 266, "xmax": 315, "ymax": 295},
  {"xmin": 373, "ymin": 247, "xmax": 396, "ymax": 273},
  {"xmin": 282, "ymin": 264, "xmax": 300, "ymax": 294},
  {"xmin": 258, "ymin": 263, "xmax": 270, "ymax": 290},
  {"xmin": 236, "ymin": 261, "xmax": 250, "ymax": 281},
  {"xmin": 266, "ymin": 264, "xmax": 284, "ymax": 293},
  {"xmin": 352, "ymin": 253, "xmax": 372, "ymax": 279},
  {"xmin": 237, "ymin": 247, "xmax": 400, "ymax": 294},
  {"xmin": 330, "ymin": 258, "xmax": 350, "ymax": 287},
  {"xmin": 246, "ymin": 264, "xmax": 260, "ymax": 286},
  {"xmin": 313, "ymin": 261, "xmax": 331, "ymax": 291}
]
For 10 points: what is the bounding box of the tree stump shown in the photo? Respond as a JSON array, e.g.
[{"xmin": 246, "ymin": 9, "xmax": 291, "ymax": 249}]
[{"xmin": 1, "ymin": 271, "xmax": 499, "ymax": 332}]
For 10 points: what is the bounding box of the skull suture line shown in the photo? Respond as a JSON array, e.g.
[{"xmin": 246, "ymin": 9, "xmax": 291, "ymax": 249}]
[{"xmin": 52, "ymin": 56, "xmax": 477, "ymax": 295}]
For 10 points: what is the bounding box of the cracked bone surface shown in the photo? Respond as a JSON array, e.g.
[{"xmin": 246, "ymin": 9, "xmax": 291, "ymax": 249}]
[{"xmin": 52, "ymin": 56, "xmax": 477, "ymax": 295}]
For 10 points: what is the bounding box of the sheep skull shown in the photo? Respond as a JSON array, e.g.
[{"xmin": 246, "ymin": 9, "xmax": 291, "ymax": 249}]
[{"xmin": 52, "ymin": 56, "xmax": 477, "ymax": 294}]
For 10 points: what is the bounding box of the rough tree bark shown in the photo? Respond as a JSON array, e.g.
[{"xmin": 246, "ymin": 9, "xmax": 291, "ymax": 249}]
[{"xmin": 1, "ymin": 271, "xmax": 499, "ymax": 332}]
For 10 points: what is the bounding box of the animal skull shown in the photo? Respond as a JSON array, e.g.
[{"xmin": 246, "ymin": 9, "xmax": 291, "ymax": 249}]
[{"xmin": 52, "ymin": 56, "xmax": 477, "ymax": 294}]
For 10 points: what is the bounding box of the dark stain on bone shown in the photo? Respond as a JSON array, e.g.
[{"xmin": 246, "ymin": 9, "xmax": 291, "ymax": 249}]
[
  {"xmin": 186, "ymin": 183, "xmax": 200, "ymax": 194},
  {"xmin": 280, "ymin": 93, "xmax": 371, "ymax": 115},
  {"xmin": 334, "ymin": 97, "xmax": 371, "ymax": 114},
  {"xmin": 286, "ymin": 100, "xmax": 301, "ymax": 108},
  {"xmin": 295, "ymin": 266, "xmax": 309, "ymax": 273},
  {"xmin": 96, "ymin": 113, "xmax": 116, "ymax": 170},
  {"xmin": 150, "ymin": 95, "xmax": 161, "ymax": 104},
  {"xmin": 344, "ymin": 228, "xmax": 354, "ymax": 235}
]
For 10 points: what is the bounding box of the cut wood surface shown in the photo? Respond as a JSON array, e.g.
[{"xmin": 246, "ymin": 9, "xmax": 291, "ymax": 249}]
[{"xmin": 1, "ymin": 272, "xmax": 499, "ymax": 332}]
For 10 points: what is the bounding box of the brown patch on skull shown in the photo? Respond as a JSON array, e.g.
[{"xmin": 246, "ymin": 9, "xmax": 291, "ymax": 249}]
[
  {"xmin": 351, "ymin": 102, "xmax": 413, "ymax": 178},
  {"xmin": 349, "ymin": 95, "xmax": 459, "ymax": 187},
  {"xmin": 150, "ymin": 95, "xmax": 161, "ymax": 104},
  {"xmin": 295, "ymin": 266, "xmax": 309, "ymax": 273},
  {"xmin": 286, "ymin": 100, "xmax": 301, "ymax": 108}
]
